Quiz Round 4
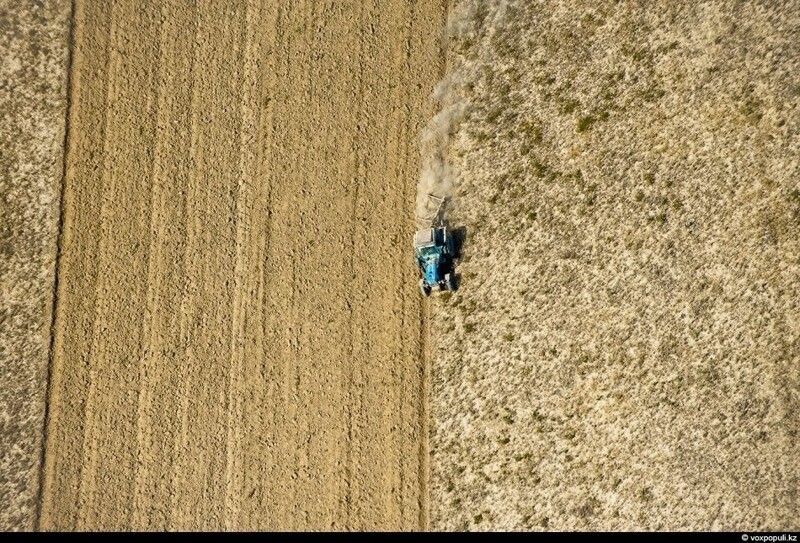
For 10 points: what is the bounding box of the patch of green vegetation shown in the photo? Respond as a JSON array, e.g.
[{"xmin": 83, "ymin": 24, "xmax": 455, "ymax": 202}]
[
  {"xmin": 458, "ymin": 298, "xmax": 477, "ymax": 316},
  {"xmin": 581, "ymin": 12, "xmax": 604, "ymax": 27},
  {"xmin": 635, "ymin": 190, "xmax": 645, "ymax": 202},
  {"xmin": 531, "ymin": 159, "xmax": 550, "ymax": 178},
  {"xmin": 463, "ymin": 322, "xmax": 476, "ymax": 334},
  {"xmin": 497, "ymin": 81, "xmax": 512, "ymax": 99},
  {"xmin": 560, "ymin": 98, "xmax": 580, "ymax": 115},
  {"xmin": 601, "ymin": 87, "xmax": 617, "ymax": 102},
  {"xmin": 630, "ymin": 48, "xmax": 653, "ymax": 64},
  {"xmin": 472, "ymin": 130, "xmax": 493, "ymax": 144},
  {"xmin": 606, "ymin": 69, "xmax": 625, "ymax": 83},
  {"xmin": 535, "ymin": 73, "xmax": 556, "ymax": 86},
  {"xmin": 741, "ymin": 95, "xmax": 764, "ymax": 125},
  {"xmin": 502, "ymin": 333, "xmax": 514, "ymax": 342},
  {"xmin": 559, "ymin": 29, "xmax": 583, "ymax": 52},
  {"xmin": 565, "ymin": 170, "xmax": 584, "ymax": 185},
  {"xmin": 486, "ymin": 106, "xmax": 504, "ymax": 125},
  {"xmin": 576, "ymin": 502, "xmax": 594, "ymax": 518},
  {"xmin": 697, "ymin": 364, "xmax": 720, "ymax": 384},
  {"xmin": 640, "ymin": 86, "xmax": 666, "ymax": 103},
  {"xmin": 482, "ymin": 65, "xmax": 495, "ymax": 86},
  {"xmin": 493, "ymin": 174, "xmax": 508, "ymax": 192},
  {"xmin": 584, "ymin": 184, "xmax": 598, "ymax": 206},
  {"xmin": 0, "ymin": 212, "xmax": 12, "ymax": 259},
  {"xmin": 491, "ymin": 23, "xmax": 523, "ymax": 58},
  {"xmin": 576, "ymin": 115, "xmax": 596, "ymax": 133},
  {"xmin": 521, "ymin": 118, "xmax": 543, "ymax": 145},
  {"xmin": 456, "ymin": 36, "xmax": 475, "ymax": 55}
]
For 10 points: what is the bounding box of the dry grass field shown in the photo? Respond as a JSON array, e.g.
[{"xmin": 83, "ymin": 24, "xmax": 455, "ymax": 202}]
[
  {"xmin": 0, "ymin": 0, "xmax": 70, "ymax": 531},
  {"xmin": 430, "ymin": 0, "xmax": 799, "ymax": 531}
]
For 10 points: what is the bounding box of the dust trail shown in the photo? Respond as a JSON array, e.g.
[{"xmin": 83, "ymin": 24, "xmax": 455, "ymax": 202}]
[{"xmin": 415, "ymin": 0, "xmax": 510, "ymax": 225}]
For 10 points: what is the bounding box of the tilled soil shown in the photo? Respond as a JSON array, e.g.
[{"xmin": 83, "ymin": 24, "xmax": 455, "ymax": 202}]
[{"xmin": 40, "ymin": 0, "xmax": 445, "ymax": 530}]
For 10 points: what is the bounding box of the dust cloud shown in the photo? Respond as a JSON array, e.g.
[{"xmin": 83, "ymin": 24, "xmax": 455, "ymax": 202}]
[{"xmin": 415, "ymin": 0, "xmax": 510, "ymax": 225}]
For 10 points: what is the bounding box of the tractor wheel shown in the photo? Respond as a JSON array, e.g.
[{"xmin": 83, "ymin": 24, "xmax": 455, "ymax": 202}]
[
  {"xmin": 419, "ymin": 279, "xmax": 431, "ymax": 297},
  {"xmin": 444, "ymin": 273, "xmax": 456, "ymax": 292}
]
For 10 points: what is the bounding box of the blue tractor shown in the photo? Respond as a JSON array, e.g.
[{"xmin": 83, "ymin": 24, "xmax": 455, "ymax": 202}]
[{"xmin": 414, "ymin": 195, "xmax": 458, "ymax": 297}]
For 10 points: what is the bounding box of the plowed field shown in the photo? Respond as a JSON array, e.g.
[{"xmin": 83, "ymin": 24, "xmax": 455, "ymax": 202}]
[{"xmin": 40, "ymin": 0, "xmax": 445, "ymax": 530}]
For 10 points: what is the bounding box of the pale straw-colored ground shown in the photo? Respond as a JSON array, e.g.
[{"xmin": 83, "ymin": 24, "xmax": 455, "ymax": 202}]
[
  {"xmin": 0, "ymin": 1, "xmax": 70, "ymax": 531},
  {"xmin": 431, "ymin": 0, "xmax": 799, "ymax": 531}
]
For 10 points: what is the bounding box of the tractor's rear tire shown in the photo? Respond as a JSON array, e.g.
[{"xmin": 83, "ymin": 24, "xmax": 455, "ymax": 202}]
[
  {"xmin": 419, "ymin": 279, "xmax": 431, "ymax": 297},
  {"xmin": 444, "ymin": 273, "xmax": 456, "ymax": 292}
]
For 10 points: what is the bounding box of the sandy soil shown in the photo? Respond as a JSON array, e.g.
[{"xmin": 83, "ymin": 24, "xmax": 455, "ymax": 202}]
[
  {"xmin": 39, "ymin": 0, "xmax": 445, "ymax": 531},
  {"xmin": 431, "ymin": 0, "xmax": 799, "ymax": 531},
  {"xmin": 0, "ymin": 0, "xmax": 70, "ymax": 531}
]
